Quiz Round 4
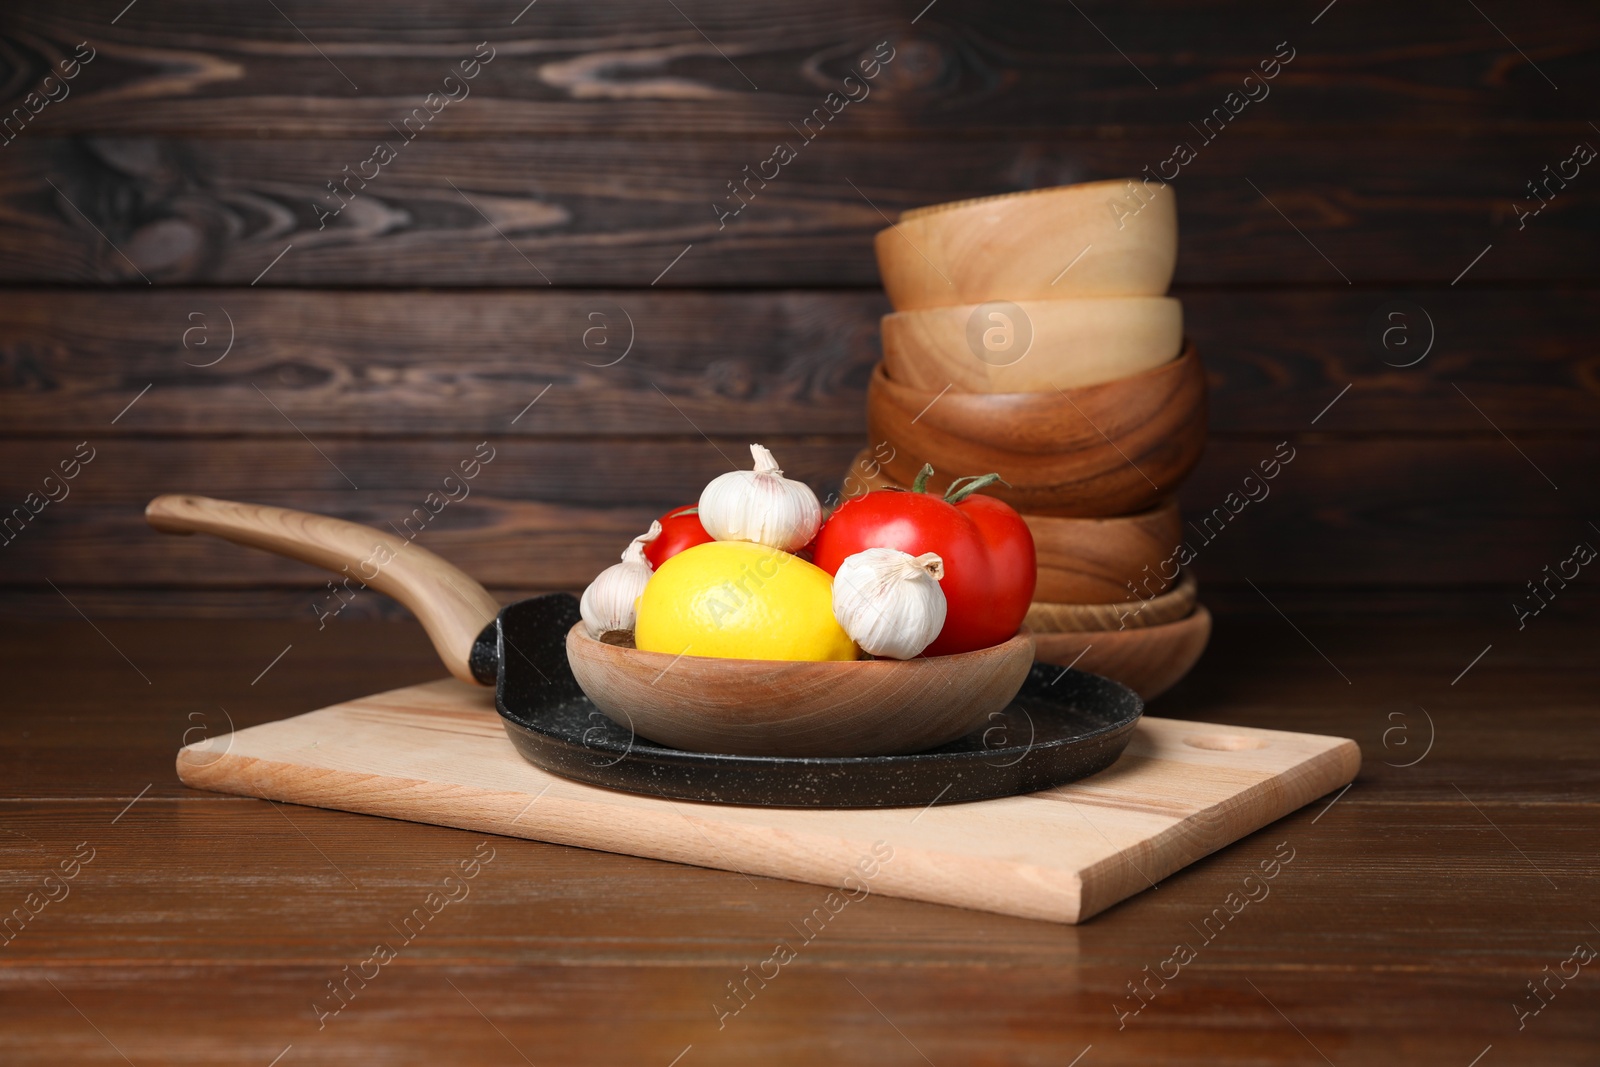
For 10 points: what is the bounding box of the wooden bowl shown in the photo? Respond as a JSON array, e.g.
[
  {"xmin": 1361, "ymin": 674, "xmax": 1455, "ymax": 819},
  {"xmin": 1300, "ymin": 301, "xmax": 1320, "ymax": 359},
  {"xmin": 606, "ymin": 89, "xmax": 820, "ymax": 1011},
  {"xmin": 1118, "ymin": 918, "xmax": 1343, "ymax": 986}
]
[
  {"xmin": 564, "ymin": 624, "xmax": 1036, "ymax": 758},
  {"xmin": 874, "ymin": 180, "xmax": 1177, "ymax": 310},
  {"xmin": 882, "ymin": 296, "xmax": 1182, "ymax": 393},
  {"xmin": 1025, "ymin": 500, "xmax": 1183, "ymax": 603},
  {"xmin": 1026, "ymin": 569, "xmax": 1198, "ymax": 633},
  {"xmin": 868, "ymin": 342, "xmax": 1208, "ymax": 515},
  {"xmin": 1033, "ymin": 605, "xmax": 1212, "ymax": 700}
]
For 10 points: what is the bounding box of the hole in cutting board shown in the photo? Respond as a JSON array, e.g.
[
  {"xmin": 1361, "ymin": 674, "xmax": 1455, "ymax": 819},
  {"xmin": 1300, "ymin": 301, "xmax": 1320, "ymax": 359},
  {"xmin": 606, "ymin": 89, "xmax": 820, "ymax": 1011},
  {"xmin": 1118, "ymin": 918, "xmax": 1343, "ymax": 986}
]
[{"xmin": 1183, "ymin": 734, "xmax": 1268, "ymax": 751}]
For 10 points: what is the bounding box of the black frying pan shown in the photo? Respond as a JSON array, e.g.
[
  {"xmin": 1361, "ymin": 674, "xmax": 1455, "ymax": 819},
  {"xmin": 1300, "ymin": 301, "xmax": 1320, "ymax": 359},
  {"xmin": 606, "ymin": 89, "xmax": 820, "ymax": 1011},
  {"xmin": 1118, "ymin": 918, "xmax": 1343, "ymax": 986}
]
[{"xmin": 148, "ymin": 495, "xmax": 1143, "ymax": 808}]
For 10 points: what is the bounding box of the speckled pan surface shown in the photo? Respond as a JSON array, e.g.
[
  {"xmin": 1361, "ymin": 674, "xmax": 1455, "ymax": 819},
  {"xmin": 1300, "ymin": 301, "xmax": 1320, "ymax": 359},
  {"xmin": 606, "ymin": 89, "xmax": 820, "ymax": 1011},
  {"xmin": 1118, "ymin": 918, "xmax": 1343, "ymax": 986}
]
[{"xmin": 492, "ymin": 593, "xmax": 1144, "ymax": 808}]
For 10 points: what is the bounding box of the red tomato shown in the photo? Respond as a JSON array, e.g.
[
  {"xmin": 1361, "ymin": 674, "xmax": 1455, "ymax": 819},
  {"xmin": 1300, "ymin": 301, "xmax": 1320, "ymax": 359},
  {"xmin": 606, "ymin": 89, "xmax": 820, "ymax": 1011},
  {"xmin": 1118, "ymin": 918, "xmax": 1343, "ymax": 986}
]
[
  {"xmin": 812, "ymin": 474, "xmax": 1036, "ymax": 656},
  {"xmin": 643, "ymin": 505, "xmax": 714, "ymax": 569}
]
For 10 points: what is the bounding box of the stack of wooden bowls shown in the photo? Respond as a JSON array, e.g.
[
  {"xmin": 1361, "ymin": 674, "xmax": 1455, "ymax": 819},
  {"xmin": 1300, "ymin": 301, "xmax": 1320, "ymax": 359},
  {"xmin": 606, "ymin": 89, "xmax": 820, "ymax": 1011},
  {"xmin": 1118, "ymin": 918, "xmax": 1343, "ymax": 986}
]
[{"xmin": 849, "ymin": 179, "xmax": 1211, "ymax": 699}]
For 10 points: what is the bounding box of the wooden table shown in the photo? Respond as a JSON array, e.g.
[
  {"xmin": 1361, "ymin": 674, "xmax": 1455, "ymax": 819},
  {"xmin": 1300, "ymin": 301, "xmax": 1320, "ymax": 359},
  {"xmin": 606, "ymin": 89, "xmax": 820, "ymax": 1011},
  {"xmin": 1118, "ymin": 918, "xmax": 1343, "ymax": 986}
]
[{"xmin": 2, "ymin": 609, "xmax": 1596, "ymax": 1065}]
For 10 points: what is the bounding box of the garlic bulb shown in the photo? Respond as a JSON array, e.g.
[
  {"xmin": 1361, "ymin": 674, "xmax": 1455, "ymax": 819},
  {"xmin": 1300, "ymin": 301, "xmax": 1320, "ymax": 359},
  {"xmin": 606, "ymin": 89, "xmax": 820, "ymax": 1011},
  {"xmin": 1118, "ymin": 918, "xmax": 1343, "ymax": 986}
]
[
  {"xmin": 831, "ymin": 548, "xmax": 947, "ymax": 660},
  {"xmin": 579, "ymin": 521, "xmax": 661, "ymax": 641},
  {"xmin": 698, "ymin": 444, "xmax": 822, "ymax": 552}
]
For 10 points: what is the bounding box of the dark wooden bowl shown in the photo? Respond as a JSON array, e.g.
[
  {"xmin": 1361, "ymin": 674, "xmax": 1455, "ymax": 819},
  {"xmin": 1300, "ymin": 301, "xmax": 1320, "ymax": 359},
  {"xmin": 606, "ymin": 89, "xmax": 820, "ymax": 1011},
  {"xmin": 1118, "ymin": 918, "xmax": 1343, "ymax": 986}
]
[
  {"xmin": 1025, "ymin": 500, "xmax": 1183, "ymax": 602},
  {"xmin": 867, "ymin": 342, "xmax": 1208, "ymax": 516},
  {"xmin": 1033, "ymin": 605, "xmax": 1212, "ymax": 700}
]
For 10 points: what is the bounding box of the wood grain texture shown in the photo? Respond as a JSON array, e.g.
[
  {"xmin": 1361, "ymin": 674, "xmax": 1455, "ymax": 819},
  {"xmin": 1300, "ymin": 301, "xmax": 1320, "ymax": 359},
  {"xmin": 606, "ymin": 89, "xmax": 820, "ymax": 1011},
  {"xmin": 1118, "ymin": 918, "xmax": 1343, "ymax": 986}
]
[
  {"xmin": 878, "ymin": 180, "xmax": 1177, "ymax": 307},
  {"xmin": 880, "ymin": 295, "xmax": 1183, "ymax": 393},
  {"xmin": 2, "ymin": 612, "xmax": 1597, "ymax": 1063},
  {"xmin": 1, "ymin": 136, "xmax": 1596, "ymax": 285},
  {"xmin": 6, "ymin": 2, "xmax": 1598, "ymax": 137},
  {"xmin": 1025, "ymin": 502, "xmax": 1184, "ymax": 603},
  {"xmin": 1034, "ymin": 605, "xmax": 1214, "ymax": 699},
  {"xmin": 2, "ymin": 287, "xmax": 1594, "ymax": 436},
  {"xmin": 1027, "ymin": 569, "xmax": 1198, "ymax": 632},
  {"xmin": 173, "ymin": 673, "xmax": 1357, "ymax": 924},
  {"xmin": 0, "ymin": 288, "xmax": 881, "ymax": 438},
  {"xmin": 869, "ymin": 345, "xmax": 1209, "ymax": 515},
  {"xmin": 144, "ymin": 494, "xmax": 501, "ymax": 684},
  {"xmin": 4, "ymin": 436, "xmax": 1595, "ymax": 593},
  {"xmin": 566, "ymin": 624, "xmax": 1036, "ymax": 758}
]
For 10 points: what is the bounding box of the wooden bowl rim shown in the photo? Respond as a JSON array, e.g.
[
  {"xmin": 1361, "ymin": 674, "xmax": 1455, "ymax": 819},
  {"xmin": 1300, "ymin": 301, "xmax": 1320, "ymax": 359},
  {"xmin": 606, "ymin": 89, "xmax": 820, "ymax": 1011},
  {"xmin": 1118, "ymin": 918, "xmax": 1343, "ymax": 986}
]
[
  {"xmin": 1032, "ymin": 567, "xmax": 1196, "ymax": 609},
  {"xmin": 1033, "ymin": 602, "xmax": 1212, "ymax": 642},
  {"xmin": 568, "ymin": 622, "xmax": 1035, "ymax": 672},
  {"xmin": 1021, "ymin": 498, "xmax": 1181, "ymax": 530},
  {"xmin": 1027, "ymin": 570, "xmax": 1198, "ymax": 630},
  {"xmin": 882, "ymin": 294, "xmax": 1181, "ymax": 326},
  {"xmin": 896, "ymin": 179, "xmax": 1151, "ymax": 223},
  {"xmin": 873, "ymin": 338, "xmax": 1198, "ymax": 407}
]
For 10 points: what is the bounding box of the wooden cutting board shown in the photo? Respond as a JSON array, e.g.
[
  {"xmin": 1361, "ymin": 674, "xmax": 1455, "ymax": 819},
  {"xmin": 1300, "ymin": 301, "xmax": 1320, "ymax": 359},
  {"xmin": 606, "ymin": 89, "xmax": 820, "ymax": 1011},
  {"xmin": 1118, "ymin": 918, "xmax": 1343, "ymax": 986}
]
[{"xmin": 176, "ymin": 679, "xmax": 1359, "ymax": 924}]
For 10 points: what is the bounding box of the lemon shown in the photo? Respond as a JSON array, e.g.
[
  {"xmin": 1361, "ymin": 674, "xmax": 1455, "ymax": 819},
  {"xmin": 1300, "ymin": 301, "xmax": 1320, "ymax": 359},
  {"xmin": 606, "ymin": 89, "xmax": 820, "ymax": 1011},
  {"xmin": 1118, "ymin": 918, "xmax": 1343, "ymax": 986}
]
[{"xmin": 635, "ymin": 541, "xmax": 858, "ymax": 662}]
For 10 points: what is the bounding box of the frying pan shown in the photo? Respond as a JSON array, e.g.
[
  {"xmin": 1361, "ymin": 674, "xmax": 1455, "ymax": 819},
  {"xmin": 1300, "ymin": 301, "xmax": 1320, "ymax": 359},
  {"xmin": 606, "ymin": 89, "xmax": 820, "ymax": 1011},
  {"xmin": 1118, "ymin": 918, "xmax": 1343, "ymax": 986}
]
[{"xmin": 146, "ymin": 494, "xmax": 1143, "ymax": 807}]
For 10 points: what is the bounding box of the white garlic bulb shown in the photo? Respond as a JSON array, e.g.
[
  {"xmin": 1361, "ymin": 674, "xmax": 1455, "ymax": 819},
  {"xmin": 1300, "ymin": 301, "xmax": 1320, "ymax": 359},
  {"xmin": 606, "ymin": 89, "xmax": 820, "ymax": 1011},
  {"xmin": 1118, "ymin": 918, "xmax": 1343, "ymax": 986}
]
[
  {"xmin": 579, "ymin": 521, "xmax": 661, "ymax": 641},
  {"xmin": 831, "ymin": 548, "xmax": 947, "ymax": 660},
  {"xmin": 697, "ymin": 443, "xmax": 822, "ymax": 552}
]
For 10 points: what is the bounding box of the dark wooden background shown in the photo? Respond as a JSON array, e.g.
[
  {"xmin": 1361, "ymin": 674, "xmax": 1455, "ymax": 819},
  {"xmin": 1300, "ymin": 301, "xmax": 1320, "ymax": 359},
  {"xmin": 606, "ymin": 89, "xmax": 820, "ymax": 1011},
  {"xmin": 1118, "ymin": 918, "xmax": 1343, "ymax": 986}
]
[{"xmin": 1, "ymin": 1, "xmax": 1596, "ymax": 620}]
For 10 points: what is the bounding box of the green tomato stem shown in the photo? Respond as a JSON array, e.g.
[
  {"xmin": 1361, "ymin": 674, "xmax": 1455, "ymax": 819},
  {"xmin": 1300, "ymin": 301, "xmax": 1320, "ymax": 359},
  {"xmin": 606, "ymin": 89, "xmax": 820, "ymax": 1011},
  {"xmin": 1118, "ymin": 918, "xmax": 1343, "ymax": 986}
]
[{"xmin": 943, "ymin": 473, "xmax": 1005, "ymax": 504}]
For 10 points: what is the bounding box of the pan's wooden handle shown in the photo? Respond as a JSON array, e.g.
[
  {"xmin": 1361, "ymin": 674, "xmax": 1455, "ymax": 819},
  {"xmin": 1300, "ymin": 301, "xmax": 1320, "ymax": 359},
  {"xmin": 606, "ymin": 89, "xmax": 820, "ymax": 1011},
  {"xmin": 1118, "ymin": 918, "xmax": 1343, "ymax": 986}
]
[{"xmin": 146, "ymin": 494, "xmax": 501, "ymax": 685}]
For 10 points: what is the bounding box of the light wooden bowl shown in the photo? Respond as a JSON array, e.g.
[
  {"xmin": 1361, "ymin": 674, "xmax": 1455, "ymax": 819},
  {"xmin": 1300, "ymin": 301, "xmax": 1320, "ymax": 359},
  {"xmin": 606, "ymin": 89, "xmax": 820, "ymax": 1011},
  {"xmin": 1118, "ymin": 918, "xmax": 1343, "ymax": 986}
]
[
  {"xmin": 868, "ymin": 342, "xmax": 1208, "ymax": 516},
  {"xmin": 1025, "ymin": 500, "xmax": 1183, "ymax": 603},
  {"xmin": 1033, "ymin": 605, "xmax": 1212, "ymax": 700},
  {"xmin": 1026, "ymin": 569, "xmax": 1198, "ymax": 633},
  {"xmin": 874, "ymin": 180, "xmax": 1177, "ymax": 311},
  {"xmin": 881, "ymin": 296, "xmax": 1182, "ymax": 393},
  {"xmin": 564, "ymin": 624, "xmax": 1036, "ymax": 758}
]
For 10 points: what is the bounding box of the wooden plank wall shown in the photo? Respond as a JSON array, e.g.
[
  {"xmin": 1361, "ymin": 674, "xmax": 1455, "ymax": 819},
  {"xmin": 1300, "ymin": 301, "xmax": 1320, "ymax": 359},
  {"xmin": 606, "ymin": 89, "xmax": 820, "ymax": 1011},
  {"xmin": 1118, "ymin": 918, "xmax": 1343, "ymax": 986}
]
[{"xmin": 1, "ymin": 2, "xmax": 1596, "ymax": 619}]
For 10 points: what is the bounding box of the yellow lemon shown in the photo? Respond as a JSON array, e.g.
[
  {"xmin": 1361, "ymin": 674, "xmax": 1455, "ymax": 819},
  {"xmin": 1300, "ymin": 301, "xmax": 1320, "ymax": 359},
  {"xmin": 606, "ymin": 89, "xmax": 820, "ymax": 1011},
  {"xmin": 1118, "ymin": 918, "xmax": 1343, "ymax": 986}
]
[{"xmin": 635, "ymin": 541, "xmax": 858, "ymax": 662}]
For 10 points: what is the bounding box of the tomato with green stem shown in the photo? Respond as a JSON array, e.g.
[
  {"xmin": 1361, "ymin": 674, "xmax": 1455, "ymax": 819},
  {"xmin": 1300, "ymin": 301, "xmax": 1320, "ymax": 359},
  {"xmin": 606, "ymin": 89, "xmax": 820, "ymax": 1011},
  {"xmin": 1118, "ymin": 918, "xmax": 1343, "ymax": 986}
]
[{"xmin": 811, "ymin": 466, "xmax": 1036, "ymax": 656}]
